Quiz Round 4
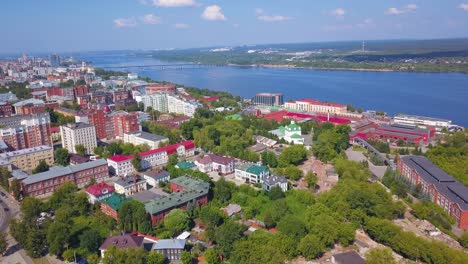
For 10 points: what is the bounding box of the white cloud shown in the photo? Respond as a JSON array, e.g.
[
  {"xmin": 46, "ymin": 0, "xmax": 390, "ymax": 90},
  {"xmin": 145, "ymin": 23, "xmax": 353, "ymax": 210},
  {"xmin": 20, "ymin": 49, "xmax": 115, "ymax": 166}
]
[
  {"xmin": 385, "ymin": 4, "xmax": 418, "ymax": 15},
  {"xmin": 153, "ymin": 0, "xmax": 196, "ymax": 7},
  {"xmin": 113, "ymin": 18, "xmax": 137, "ymax": 28},
  {"xmin": 459, "ymin": 3, "xmax": 468, "ymax": 10},
  {"xmin": 141, "ymin": 14, "xmax": 161, "ymax": 24},
  {"xmin": 256, "ymin": 9, "xmax": 291, "ymax": 22},
  {"xmin": 173, "ymin": 23, "xmax": 189, "ymax": 29},
  {"xmin": 331, "ymin": 8, "xmax": 346, "ymax": 18},
  {"xmin": 201, "ymin": 5, "xmax": 226, "ymax": 21}
]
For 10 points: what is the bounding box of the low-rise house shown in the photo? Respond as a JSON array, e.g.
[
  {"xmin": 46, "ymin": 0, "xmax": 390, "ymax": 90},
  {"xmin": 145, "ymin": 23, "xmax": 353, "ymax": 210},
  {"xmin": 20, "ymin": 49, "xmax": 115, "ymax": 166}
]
[
  {"xmin": 194, "ymin": 154, "xmax": 236, "ymax": 175},
  {"xmin": 123, "ymin": 131, "xmax": 169, "ymax": 149},
  {"xmin": 145, "ymin": 176, "xmax": 209, "ymax": 225},
  {"xmin": 142, "ymin": 169, "xmax": 170, "ymax": 187},
  {"xmin": 69, "ymin": 153, "xmax": 90, "ymax": 165},
  {"xmin": 114, "ymin": 175, "xmax": 148, "ymax": 197},
  {"xmin": 99, "ymin": 234, "xmax": 144, "ymax": 258},
  {"xmin": 262, "ymin": 175, "xmax": 288, "ymax": 192},
  {"xmin": 235, "ymin": 163, "xmax": 269, "ymax": 184},
  {"xmin": 221, "ymin": 204, "xmax": 242, "ymax": 217},
  {"xmin": 332, "ymin": 251, "xmax": 365, "ymax": 264},
  {"xmin": 270, "ymin": 121, "xmax": 304, "ymax": 145},
  {"xmin": 86, "ymin": 182, "xmax": 115, "ymax": 204},
  {"xmin": 100, "ymin": 193, "xmax": 132, "ymax": 220},
  {"xmin": 152, "ymin": 239, "xmax": 187, "ymax": 261}
]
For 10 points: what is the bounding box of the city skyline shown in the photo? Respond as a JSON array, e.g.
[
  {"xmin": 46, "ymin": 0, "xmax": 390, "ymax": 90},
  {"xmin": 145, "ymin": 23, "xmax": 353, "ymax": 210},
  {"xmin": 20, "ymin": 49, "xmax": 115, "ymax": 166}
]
[{"xmin": 1, "ymin": 0, "xmax": 468, "ymax": 53}]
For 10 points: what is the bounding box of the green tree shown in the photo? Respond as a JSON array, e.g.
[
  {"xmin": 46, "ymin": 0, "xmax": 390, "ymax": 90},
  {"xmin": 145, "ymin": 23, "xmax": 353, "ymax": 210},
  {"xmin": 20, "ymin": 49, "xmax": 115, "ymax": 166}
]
[
  {"xmin": 48, "ymin": 182, "xmax": 78, "ymax": 210},
  {"xmin": 168, "ymin": 153, "xmax": 179, "ymax": 167},
  {"xmin": 460, "ymin": 232, "xmax": 468, "ymax": 248},
  {"xmin": 298, "ymin": 234, "xmax": 324, "ymax": 260},
  {"xmin": 164, "ymin": 209, "xmax": 190, "ymax": 235},
  {"xmin": 20, "ymin": 197, "xmax": 43, "ymax": 223},
  {"xmin": 365, "ymin": 248, "xmax": 397, "ymax": 264},
  {"xmin": 55, "ymin": 148, "xmax": 69, "ymax": 166},
  {"xmin": 62, "ymin": 249, "xmax": 75, "ymax": 262},
  {"xmin": 32, "ymin": 160, "xmax": 49, "ymax": 174},
  {"xmin": 79, "ymin": 229, "xmax": 103, "ymax": 253},
  {"xmin": 75, "ymin": 144, "xmax": 87, "ymax": 156},
  {"xmin": 26, "ymin": 227, "xmax": 47, "ymax": 258},
  {"xmin": 181, "ymin": 251, "xmax": 193, "ymax": 264},
  {"xmin": 204, "ymin": 248, "xmax": 219, "ymax": 264},
  {"xmin": 147, "ymin": 251, "xmax": 166, "ymax": 264},
  {"xmin": 277, "ymin": 215, "xmax": 306, "ymax": 241},
  {"xmin": 0, "ymin": 231, "xmax": 7, "ymax": 256},
  {"xmin": 10, "ymin": 179, "xmax": 21, "ymax": 200},
  {"xmin": 305, "ymin": 172, "xmax": 318, "ymax": 189},
  {"xmin": 87, "ymin": 254, "xmax": 101, "ymax": 264},
  {"xmin": 132, "ymin": 154, "xmax": 142, "ymax": 172},
  {"xmin": 262, "ymin": 151, "xmax": 278, "ymax": 168},
  {"xmin": 47, "ymin": 221, "xmax": 71, "ymax": 256},
  {"xmin": 213, "ymin": 177, "xmax": 233, "ymax": 204},
  {"xmin": 268, "ymin": 186, "xmax": 285, "ymax": 200},
  {"xmin": 214, "ymin": 220, "xmax": 244, "ymax": 258},
  {"xmin": 278, "ymin": 145, "xmax": 307, "ymax": 167}
]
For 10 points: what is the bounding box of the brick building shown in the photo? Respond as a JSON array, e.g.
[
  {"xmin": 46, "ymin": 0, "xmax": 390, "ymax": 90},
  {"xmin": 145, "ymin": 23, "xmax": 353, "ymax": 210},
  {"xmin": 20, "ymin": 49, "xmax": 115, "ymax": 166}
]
[
  {"xmin": 16, "ymin": 159, "xmax": 109, "ymax": 198},
  {"xmin": 0, "ymin": 102, "xmax": 13, "ymax": 117},
  {"xmin": 349, "ymin": 122, "xmax": 435, "ymax": 145},
  {"xmin": 88, "ymin": 110, "xmax": 107, "ymax": 139},
  {"xmin": 397, "ymin": 155, "xmax": 468, "ymax": 229},
  {"xmin": 110, "ymin": 111, "xmax": 139, "ymax": 139},
  {"xmin": 100, "ymin": 193, "xmax": 132, "ymax": 220},
  {"xmin": 0, "ymin": 113, "xmax": 52, "ymax": 150},
  {"xmin": 0, "ymin": 145, "xmax": 54, "ymax": 172}
]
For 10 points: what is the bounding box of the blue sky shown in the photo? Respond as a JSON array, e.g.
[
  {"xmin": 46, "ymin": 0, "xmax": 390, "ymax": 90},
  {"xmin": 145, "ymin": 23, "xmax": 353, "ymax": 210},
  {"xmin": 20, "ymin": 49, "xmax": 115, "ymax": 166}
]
[{"xmin": 1, "ymin": 0, "xmax": 468, "ymax": 53}]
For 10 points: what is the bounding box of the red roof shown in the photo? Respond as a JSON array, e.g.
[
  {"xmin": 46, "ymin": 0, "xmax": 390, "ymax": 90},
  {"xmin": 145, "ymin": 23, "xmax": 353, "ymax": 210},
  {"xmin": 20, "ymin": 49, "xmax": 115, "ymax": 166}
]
[
  {"xmin": 108, "ymin": 140, "xmax": 195, "ymax": 163},
  {"xmin": 200, "ymin": 96, "xmax": 219, "ymax": 102},
  {"xmin": 85, "ymin": 182, "xmax": 115, "ymax": 196},
  {"xmin": 50, "ymin": 126, "xmax": 60, "ymax": 133},
  {"xmin": 262, "ymin": 110, "xmax": 350, "ymax": 125}
]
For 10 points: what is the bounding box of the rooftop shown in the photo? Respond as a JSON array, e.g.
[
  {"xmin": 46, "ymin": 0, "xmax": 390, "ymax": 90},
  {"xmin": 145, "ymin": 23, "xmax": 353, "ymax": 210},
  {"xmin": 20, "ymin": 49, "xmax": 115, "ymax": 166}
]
[
  {"xmin": 196, "ymin": 154, "xmax": 235, "ymax": 166},
  {"xmin": 395, "ymin": 113, "xmax": 452, "ymax": 123},
  {"xmin": 100, "ymin": 193, "xmax": 132, "ymax": 211},
  {"xmin": 86, "ymin": 182, "xmax": 115, "ymax": 197},
  {"xmin": 115, "ymin": 175, "xmax": 146, "ymax": 188},
  {"xmin": 129, "ymin": 190, "xmax": 163, "ymax": 204},
  {"xmin": 153, "ymin": 239, "xmax": 186, "ymax": 250},
  {"xmin": 142, "ymin": 169, "xmax": 170, "ymax": 180},
  {"xmin": 62, "ymin": 122, "xmax": 95, "ymax": 130},
  {"xmin": 145, "ymin": 176, "xmax": 209, "ymax": 215},
  {"xmin": 263, "ymin": 175, "xmax": 288, "ymax": 186},
  {"xmin": 0, "ymin": 145, "xmax": 52, "ymax": 159},
  {"xmin": 99, "ymin": 234, "xmax": 144, "ymax": 250},
  {"xmin": 124, "ymin": 131, "xmax": 168, "ymax": 142},
  {"xmin": 401, "ymin": 155, "xmax": 468, "ymax": 210},
  {"xmin": 108, "ymin": 141, "xmax": 195, "ymax": 163},
  {"xmin": 332, "ymin": 251, "xmax": 365, "ymax": 264},
  {"xmin": 22, "ymin": 159, "xmax": 107, "ymax": 185},
  {"xmin": 176, "ymin": 161, "xmax": 196, "ymax": 170},
  {"xmin": 296, "ymin": 98, "xmax": 346, "ymax": 108}
]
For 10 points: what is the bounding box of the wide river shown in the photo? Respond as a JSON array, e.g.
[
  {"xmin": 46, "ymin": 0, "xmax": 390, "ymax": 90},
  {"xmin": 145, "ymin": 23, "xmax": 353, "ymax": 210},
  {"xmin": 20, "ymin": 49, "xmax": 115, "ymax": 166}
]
[{"xmin": 76, "ymin": 51, "xmax": 468, "ymax": 126}]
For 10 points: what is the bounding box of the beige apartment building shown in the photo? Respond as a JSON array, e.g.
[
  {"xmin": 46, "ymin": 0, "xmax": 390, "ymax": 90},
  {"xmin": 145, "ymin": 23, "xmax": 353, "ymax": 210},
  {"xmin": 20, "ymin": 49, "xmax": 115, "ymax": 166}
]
[
  {"xmin": 60, "ymin": 123, "xmax": 97, "ymax": 155},
  {"xmin": 0, "ymin": 145, "xmax": 54, "ymax": 172}
]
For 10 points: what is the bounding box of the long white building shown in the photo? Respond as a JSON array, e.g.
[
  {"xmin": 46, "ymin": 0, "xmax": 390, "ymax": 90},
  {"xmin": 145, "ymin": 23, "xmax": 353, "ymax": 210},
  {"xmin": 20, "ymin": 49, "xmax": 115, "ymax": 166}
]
[
  {"xmin": 284, "ymin": 98, "xmax": 347, "ymax": 114},
  {"xmin": 393, "ymin": 114, "xmax": 452, "ymax": 131}
]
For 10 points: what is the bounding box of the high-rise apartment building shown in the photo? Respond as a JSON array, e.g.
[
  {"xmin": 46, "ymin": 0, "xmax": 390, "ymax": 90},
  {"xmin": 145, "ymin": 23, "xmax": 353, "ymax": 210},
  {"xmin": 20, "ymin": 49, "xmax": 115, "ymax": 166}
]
[
  {"xmin": 142, "ymin": 93, "xmax": 168, "ymax": 113},
  {"xmin": 60, "ymin": 123, "xmax": 97, "ymax": 155},
  {"xmin": 0, "ymin": 113, "xmax": 52, "ymax": 150}
]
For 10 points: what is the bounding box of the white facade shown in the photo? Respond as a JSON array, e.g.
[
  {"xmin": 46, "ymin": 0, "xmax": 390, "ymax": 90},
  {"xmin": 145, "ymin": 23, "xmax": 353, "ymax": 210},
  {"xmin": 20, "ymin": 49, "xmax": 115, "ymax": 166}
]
[
  {"xmin": 123, "ymin": 131, "xmax": 168, "ymax": 149},
  {"xmin": 60, "ymin": 123, "xmax": 97, "ymax": 155},
  {"xmin": 142, "ymin": 93, "xmax": 168, "ymax": 113},
  {"xmin": 284, "ymin": 99, "xmax": 347, "ymax": 114},
  {"xmin": 234, "ymin": 164, "xmax": 269, "ymax": 184},
  {"xmin": 393, "ymin": 114, "xmax": 452, "ymax": 131}
]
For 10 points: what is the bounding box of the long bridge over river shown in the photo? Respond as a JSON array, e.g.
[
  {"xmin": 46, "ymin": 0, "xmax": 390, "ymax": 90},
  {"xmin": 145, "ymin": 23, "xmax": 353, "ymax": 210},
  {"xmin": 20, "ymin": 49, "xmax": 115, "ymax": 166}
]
[{"xmin": 102, "ymin": 64, "xmax": 224, "ymax": 70}]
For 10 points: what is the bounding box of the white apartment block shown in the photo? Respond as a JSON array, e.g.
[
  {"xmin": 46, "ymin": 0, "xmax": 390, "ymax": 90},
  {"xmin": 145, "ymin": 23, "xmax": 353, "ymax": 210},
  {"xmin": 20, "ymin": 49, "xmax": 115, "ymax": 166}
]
[
  {"xmin": 142, "ymin": 93, "xmax": 168, "ymax": 113},
  {"xmin": 60, "ymin": 123, "xmax": 97, "ymax": 155},
  {"xmin": 123, "ymin": 131, "xmax": 168, "ymax": 149}
]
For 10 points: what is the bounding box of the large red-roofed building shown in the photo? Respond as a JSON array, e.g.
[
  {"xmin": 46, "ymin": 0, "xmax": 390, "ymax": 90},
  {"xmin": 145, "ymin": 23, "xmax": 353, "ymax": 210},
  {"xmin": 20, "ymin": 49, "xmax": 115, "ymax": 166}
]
[
  {"xmin": 107, "ymin": 141, "xmax": 195, "ymax": 176},
  {"xmin": 85, "ymin": 182, "xmax": 115, "ymax": 204},
  {"xmin": 262, "ymin": 110, "xmax": 350, "ymax": 125}
]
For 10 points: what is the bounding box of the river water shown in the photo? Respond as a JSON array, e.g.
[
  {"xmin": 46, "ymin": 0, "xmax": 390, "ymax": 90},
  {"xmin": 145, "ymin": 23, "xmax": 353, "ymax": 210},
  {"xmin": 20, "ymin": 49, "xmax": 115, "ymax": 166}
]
[{"xmin": 75, "ymin": 51, "xmax": 468, "ymax": 126}]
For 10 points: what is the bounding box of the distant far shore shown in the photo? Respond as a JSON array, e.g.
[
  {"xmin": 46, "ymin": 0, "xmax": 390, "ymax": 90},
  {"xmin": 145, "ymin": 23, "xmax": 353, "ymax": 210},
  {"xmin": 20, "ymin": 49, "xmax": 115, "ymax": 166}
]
[{"xmin": 225, "ymin": 63, "xmax": 466, "ymax": 74}]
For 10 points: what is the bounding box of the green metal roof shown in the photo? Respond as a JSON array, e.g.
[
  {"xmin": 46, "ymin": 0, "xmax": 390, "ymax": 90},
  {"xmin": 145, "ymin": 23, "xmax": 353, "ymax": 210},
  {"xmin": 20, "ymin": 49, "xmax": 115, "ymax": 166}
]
[
  {"xmin": 286, "ymin": 122, "xmax": 300, "ymax": 131},
  {"xmin": 145, "ymin": 176, "xmax": 210, "ymax": 215},
  {"xmin": 290, "ymin": 134, "xmax": 302, "ymax": 139},
  {"xmin": 176, "ymin": 161, "xmax": 196, "ymax": 170},
  {"xmin": 246, "ymin": 165, "xmax": 269, "ymax": 176},
  {"xmin": 101, "ymin": 193, "xmax": 132, "ymax": 211}
]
